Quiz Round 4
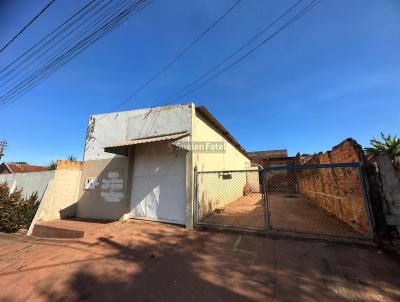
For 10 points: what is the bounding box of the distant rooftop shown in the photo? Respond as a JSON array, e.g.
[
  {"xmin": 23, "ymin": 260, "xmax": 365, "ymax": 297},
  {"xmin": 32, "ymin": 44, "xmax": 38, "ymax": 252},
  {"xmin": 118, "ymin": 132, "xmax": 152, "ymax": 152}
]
[
  {"xmin": 0, "ymin": 162, "xmax": 49, "ymax": 174},
  {"xmin": 247, "ymin": 149, "xmax": 288, "ymax": 160}
]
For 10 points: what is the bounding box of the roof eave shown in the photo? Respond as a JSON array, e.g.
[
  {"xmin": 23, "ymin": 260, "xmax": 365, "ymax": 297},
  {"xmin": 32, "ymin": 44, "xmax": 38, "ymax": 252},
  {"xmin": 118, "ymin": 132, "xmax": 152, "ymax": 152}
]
[{"xmin": 195, "ymin": 106, "xmax": 249, "ymax": 159}]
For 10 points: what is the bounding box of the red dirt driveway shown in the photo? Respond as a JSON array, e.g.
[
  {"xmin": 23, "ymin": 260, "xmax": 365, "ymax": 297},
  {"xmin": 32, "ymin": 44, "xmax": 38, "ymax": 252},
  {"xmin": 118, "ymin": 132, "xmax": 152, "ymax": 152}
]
[{"xmin": 0, "ymin": 219, "xmax": 399, "ymax": 302}]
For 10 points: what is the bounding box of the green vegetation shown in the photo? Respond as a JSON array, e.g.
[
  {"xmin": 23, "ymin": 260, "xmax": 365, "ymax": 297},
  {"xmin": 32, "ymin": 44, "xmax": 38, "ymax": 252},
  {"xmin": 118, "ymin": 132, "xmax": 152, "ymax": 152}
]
[
  {"xmin": 48, "ymin": 160, "xmax": 57, "ymax": 170},
  {"xmin": 365, "ymin": 132, "xmax": 400, "ymax": 160},
  {"xmin": 0, "ymin": 183, "xmax": 39, "ymax": 233},
  {"xmin": 67, "ymin": 154, "xmax": 77, "ymax": 161}
]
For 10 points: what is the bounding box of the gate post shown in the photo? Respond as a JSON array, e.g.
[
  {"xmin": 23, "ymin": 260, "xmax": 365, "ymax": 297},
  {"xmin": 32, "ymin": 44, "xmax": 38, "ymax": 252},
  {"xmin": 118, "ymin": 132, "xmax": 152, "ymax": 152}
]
[
  {"xmin": 193, "ymin": 171, "xmax": 199, "ymax": 225},
  {"xmin": 356, "ymin": 164, "xmax": 375, "ymax": 239},
  {"xmin": 262, "ymin": 169, "xmax": 270, "ymax": 233}
]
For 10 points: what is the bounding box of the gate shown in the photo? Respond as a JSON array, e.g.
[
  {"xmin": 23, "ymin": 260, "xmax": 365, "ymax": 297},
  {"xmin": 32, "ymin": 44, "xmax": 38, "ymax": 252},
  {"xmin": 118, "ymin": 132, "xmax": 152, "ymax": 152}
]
[
  {"xmin": 194, "ymin": 169, "xmax": 266, "ymax": 232},
  {"xmin": 194, "ymin": 163, "xmax": 374, "ymax": 240}
]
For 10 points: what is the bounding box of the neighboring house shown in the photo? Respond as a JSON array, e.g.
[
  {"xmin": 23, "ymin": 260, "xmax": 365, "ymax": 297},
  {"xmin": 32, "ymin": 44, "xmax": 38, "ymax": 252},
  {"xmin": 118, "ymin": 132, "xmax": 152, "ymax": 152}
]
[
  {"xmin": 76, "ymin": 104, "xmax": 250, "ymax": 228},
  {"xmin": 247, "ymin": 150, "xmax": 298, "ymax": 168},
  {"xmin": 0, "ymin": 162, "xmax": 49, "ymax": 174}
]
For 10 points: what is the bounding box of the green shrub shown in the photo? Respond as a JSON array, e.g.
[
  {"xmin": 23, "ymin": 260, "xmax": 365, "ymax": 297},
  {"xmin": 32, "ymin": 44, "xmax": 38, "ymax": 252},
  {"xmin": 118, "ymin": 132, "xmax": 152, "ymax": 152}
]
[{"xmin": 0, "ymin": 183, "xmax": 39, "ymax": 233}]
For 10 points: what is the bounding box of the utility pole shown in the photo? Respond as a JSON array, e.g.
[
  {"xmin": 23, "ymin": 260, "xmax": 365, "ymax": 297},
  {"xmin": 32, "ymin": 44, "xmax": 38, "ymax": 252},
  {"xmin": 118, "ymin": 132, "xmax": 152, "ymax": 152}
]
[{"xmin": 0, "ymin": 140, "xmax": 7, "ymax": 160}]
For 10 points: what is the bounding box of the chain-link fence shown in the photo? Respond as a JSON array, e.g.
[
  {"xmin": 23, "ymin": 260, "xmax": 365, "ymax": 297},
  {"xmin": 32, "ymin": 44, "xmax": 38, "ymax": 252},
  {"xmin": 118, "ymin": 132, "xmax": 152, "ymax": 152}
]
[
  {"xmin": 265, "ymin": 164, "xmax": 373, "ymax": 238},
  {"xmin": 195, "ymin": 170, "xmax": 265, "ymax": 231},
  {"xmin": 195, "ymin": 164, "xmax": 374, "ymax": 239}
]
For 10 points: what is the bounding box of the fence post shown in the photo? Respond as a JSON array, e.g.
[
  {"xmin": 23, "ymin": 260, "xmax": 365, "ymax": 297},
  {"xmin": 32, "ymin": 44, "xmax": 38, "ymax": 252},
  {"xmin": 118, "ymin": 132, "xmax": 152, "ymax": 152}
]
[
  {"xmin": 194, "ymin": 171, "xmax": 199, "ymax": 225},
  {"xmin": 356, "ymin": 164, "xmax": 375, "ymax": 239},
  {"xmin": 262, "ymin": 169, "xmax": 270, "ymax": 233}
]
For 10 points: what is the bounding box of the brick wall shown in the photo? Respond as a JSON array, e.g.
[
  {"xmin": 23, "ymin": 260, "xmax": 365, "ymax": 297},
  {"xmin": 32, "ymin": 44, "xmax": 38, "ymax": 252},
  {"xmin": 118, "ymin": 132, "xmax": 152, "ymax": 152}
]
[
  {"xmin": 298, "ymin": 139, "xmax": 369, "ymax": 235},
  {"xmin": 56, "ymin": 160, "xmax": 83, "ymax": 171}
]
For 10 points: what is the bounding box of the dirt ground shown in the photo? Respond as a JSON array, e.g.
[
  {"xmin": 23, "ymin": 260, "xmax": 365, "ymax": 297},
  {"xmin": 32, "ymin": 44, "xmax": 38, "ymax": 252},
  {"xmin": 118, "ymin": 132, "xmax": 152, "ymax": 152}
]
[
  {"xmin": 1, "ymin": 219, "xmax": 399, "ymax": 302},
  {"xmin": 202, "ymin": 193, "xmax": 362, "ymax": 237}
]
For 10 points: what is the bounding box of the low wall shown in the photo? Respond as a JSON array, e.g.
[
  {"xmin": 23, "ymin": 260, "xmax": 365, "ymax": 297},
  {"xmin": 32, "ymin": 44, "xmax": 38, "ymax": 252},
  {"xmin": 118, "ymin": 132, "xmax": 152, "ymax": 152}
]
[
  {"xmin": 0, "ymin": 170, "xmax": 55, "ymax": 199},
  {"xmin": 28, "ymin": 161, "xmax": 82, "ymax": 234},
  {"xmin": 298, "ymin": 139, "xmax": 369, "ymax": 235}
]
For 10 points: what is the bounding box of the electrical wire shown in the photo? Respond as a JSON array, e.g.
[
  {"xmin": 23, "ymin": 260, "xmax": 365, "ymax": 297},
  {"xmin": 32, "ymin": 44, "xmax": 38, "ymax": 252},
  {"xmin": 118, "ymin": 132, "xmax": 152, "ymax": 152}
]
[
  {"xmin": 0, "ymin": 0, "xmax": 124, "ymax": 89},
  {"xmin": 0, "ymin": 0, "xmax": 151, "ymax": 108},
  {"xmin": 0, "ymin": 0, "xmax": 106, "ymax": 86},
  {"xmin": 139, "ymin": 0, "xmax": 322, "ymax": 137},
  {"xmin": 165, "ymin": 0, "xmax": 322, "ymax": 105},
  {"xmin": 0, "ymin": 0, "xmax": 57, "ymax": 54},
  {"xmin": 0, "ymin": 0, "xmax": 153, "ymax": 110},
  {"xmin": 106, "ymin": 0, "xmax": 242, "ymax": 114},
  {"xmin": 0, "ymin": 0, "xmax": 99, "ymax": 78}
]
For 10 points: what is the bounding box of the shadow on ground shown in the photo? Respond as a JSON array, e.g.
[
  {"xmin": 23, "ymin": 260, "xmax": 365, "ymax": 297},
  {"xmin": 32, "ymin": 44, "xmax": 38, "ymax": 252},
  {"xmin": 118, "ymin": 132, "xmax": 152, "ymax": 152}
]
[{"xmin": 1, "ymin": 220, "xmax": 400, "ymax": 301}]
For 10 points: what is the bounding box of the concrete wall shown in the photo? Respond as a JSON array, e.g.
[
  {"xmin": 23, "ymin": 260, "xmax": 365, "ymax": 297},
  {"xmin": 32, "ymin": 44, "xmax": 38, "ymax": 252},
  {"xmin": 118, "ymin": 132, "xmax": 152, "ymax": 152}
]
[
  {"xmin": 32, "ymin": 161, "xmax": 82, "ymax": 222},
  {"xmin": 76, "ymin": 157, "xmax": 131, "ymax": 220},
  {"xmin": 84, "ymin": 104, "xmax": 192, "ymax": 161},
  {"xmin": 28, "ymin": 161, "xmax": 82, "ymax": 235},
  {"xmin": 298, "ymin": 139, "xmax": 369, "ymax": 235},
  {"xmin": 192, "ymin": 109, "xmax": 251, "ymax": 220},
  {"xmin": 0, "ymin": 170, "xmax": 55, "ymax": 199},
  {"xmin": 77, "ymin": 104, "xmax": 192, "ymax": 221}
]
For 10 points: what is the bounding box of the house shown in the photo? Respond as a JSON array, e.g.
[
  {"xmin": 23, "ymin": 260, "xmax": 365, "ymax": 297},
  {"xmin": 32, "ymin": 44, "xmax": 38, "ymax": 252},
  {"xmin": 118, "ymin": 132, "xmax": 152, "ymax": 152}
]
[
  {"xmin": 76, "ymin": 104, "xmax": 250, "ymax": 229},
  {"xmin": 0, "ymin": 162, "xmax": 49, "ymax": 174},
  {"xmin": 247, "ymin": 150, "xmax": 298, "ymax": 168}
]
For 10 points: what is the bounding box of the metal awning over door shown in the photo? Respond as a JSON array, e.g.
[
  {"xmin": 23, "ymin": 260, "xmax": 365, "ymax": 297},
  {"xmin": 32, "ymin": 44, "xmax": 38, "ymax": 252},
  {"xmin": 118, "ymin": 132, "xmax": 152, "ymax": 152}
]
[{"xmin": 104, "ymin": 131, "xmax": 190, "ymax": 156}]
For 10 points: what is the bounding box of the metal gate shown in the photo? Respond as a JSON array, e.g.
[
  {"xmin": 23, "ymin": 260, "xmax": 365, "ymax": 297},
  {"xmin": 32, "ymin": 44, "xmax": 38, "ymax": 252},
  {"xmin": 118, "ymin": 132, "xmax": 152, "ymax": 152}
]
[{"xmin": 194, "ymin": 163, "xmax": 374, "ymax": 240}]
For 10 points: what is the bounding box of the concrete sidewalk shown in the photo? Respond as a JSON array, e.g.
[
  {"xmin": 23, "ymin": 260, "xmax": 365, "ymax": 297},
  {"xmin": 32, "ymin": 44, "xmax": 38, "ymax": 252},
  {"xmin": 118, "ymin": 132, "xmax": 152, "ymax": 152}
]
[{"xmin": 0, "ymin": 219, "xmax": 399, "ymax": 302}]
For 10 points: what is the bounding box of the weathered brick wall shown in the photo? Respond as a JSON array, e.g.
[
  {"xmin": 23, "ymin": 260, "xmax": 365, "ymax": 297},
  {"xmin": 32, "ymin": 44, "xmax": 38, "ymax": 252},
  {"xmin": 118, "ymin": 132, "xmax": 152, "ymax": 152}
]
[
  {"xmin": 56, "ymin": 160, "xmax": 83, "ymax": 171},
  {"xmin": 298, "ymin": 139, "xmax": 369, "ymax": 235}
]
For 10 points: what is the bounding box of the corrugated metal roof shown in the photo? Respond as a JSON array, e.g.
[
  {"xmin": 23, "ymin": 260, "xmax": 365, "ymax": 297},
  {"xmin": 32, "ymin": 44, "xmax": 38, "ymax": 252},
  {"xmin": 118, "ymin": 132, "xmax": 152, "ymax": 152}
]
[{"xmin": 104, "ymin": 131, "xmax": 190, "ymax": 156}]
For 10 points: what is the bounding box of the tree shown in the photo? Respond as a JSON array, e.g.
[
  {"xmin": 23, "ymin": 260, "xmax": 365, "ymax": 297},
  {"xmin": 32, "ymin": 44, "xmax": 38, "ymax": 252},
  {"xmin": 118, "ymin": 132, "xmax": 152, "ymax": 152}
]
[
  {"xmin": 67, "ymin": 154, "xmax": 77, "ymax": 161},
  {"xmin": 364, "ymin": 132, "xmax": 400, "ymax": 160},
  {"xmin": 48, "ymin": 160, "xmax": 57, "ymax": 170}
]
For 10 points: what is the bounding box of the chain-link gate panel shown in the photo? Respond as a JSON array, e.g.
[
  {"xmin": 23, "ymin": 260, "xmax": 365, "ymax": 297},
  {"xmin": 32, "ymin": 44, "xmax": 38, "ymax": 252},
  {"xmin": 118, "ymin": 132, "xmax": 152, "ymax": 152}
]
[
  {"xmin": 195, "ymin": 170, "xmax": 266, "ymax": 231},
  {"xmin": 264, "ymin": 164, "xmax": 373, "ymax": 239}
]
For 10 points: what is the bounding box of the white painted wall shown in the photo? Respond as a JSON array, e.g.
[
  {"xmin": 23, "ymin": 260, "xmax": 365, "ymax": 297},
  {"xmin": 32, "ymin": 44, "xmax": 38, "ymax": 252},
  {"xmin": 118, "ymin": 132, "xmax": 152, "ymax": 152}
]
[
  {"xmin": 0, "ymin": 171, "xmax": 55, "ymax": 199},
  {"xmin": 84, "ymin": 104, "xmax": 192, "ymax": 161}
]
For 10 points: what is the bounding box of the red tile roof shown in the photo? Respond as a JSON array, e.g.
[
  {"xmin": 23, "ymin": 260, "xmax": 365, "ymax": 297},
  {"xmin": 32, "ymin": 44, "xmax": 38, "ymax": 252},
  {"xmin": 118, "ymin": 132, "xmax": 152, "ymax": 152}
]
[{"xmin": 1, "ymin": 162, "xmax": 49, "ymax": 173}]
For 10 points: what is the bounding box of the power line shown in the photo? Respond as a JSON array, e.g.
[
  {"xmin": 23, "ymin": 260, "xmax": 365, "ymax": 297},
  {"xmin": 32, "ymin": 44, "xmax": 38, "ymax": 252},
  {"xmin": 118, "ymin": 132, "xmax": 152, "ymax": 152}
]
[
  {"xmin": 158, "ymin": 0, "xmax": 305, "ymax": 107},
  {"xmin": 0, "ymin": 0, "xmax": 104, "ymax": 86},
  {"xmin": 140, "ymin": 0, "xmax": 321, "ymax": 135},
  {"xmin": 165, "ymin": 0, "xmax": 322, "ymax": 105},
  {"xmin": 3, "ymin": 1, "xmax": 152, "ymax": 105},
  {"xmin": 0, "ymin": 0, "xmax": 122, "ymax": 89},
  {"xmin": 0, "ymin": 0, "xmax": 151, "ymax": 108},
  {"xmin": 106, "ymin": 0, "xmax": 242, "ymax": 114},
  {"xmin": 0, "ymin": 0, "xmax": 153, "ymax": 110},
  {"xmin": 0, "ymin": 0, "xmax": 135, "ymax": 96},
  {"xmin": 0, "ymin": 0, "xmax": 98, "ymax": 78},
  {"xmin": 0, "ymin": 0, "xmax": 57, "ymax": 54}
]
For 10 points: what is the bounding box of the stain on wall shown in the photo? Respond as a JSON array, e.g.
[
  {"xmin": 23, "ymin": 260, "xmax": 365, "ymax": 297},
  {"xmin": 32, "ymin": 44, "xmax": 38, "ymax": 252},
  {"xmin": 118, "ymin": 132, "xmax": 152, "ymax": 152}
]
[{"xmin": 100, "ymin": 170, "xmax": 124, "ymax": 203}]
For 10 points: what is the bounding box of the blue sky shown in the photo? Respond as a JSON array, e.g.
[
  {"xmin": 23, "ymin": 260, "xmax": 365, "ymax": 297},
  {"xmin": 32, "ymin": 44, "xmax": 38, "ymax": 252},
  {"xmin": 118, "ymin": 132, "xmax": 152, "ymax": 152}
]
[{"xmin": 0, "ymin": 0, "xmax": 399, "ymax": 165}]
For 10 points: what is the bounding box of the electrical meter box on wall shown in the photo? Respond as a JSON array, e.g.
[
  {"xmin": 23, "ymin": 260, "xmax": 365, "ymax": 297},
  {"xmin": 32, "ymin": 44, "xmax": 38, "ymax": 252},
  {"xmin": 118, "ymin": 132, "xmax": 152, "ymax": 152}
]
[{"xmin": 84, "ymin": 177, "xmax": 101, "ymax": 190}]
